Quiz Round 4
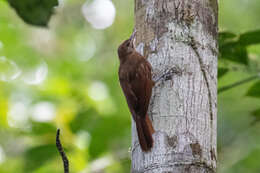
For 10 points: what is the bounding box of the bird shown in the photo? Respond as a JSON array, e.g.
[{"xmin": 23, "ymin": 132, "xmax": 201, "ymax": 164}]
[{"xmin": 117, "ymin": 32, "xmax": 155, "ymax": 152}]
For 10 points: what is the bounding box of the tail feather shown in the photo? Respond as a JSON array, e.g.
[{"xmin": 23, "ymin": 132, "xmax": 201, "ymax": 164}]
[{"xmin": 135, "ymin": 114, "xmax": 154, "ymax": 151}]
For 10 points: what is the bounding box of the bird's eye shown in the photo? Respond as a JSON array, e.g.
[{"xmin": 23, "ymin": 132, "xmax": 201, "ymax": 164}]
[{"xmin": 126, "ymin": 42, "xmax": 130, "ymax": 46}]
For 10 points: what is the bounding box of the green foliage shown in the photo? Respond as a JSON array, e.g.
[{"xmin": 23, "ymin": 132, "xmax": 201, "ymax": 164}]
[
  {"xmin": 24, "ymin": 144, "xmax": 57, "ymax": 172},
  {"xmin": 251, "ymin": 109, "xmax": 260, "ymax": 125},
  {"xmin": 218, "ymin": 30, "xmax": 260, "ymax": 65},
  {"xmin": 229, "ymin": 148, "xmax": 260, "ymax": 173},
  {"xmin": 239, "ymin": 30, "xmax": 260, "ymax": 46},
  {"xmin": 7, "ymin": 0, "xmax": 58, "ymax": 26},
  {"xmin": 1, "ymin": 0, "xmax": 260, "ymax": 172},
  {"xmin": 30, "ymin": 122, "xmax": 57, "ymax": 135},
  {"xmin": 219, "ymin": 40, "xmax": 248, "ymax": 65},
  {"xmin": 246, "ymin": 81, "xmax": 260, "ymax": 98},
  {"xmin": 219, "ymin": 29, "xmax": 260, "ymax": 75},
  {"xmin": 217, "ymin": 7, "xmax": 260, "ymax": 171},
  {"xmin": 218, "ymin": 68, "xmax": 229, "ymax": 79},
  {"xmin": 0, "ymin": 0, "xmax": 133, "ymax": 172}
]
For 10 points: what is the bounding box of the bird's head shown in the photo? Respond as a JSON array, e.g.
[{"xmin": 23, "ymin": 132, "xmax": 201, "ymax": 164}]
[{"xmin": 117, "ymin": 31, "xmax": 136, "ymax": 61}]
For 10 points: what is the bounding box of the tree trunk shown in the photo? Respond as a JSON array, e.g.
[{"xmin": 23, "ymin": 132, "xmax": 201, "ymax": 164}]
[{"xmin": 131, "ymin": 0, "xmax": 218, "ymax": 173}]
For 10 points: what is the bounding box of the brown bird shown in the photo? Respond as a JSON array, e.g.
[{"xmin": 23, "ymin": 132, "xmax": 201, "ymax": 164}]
[{"xmin": 118, "ymin": 33, "xmax": 155, "ymax": 152}]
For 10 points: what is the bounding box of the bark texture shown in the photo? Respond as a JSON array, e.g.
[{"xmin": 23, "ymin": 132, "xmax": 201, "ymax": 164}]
[{"xmin": 131, "ymin": 0, "xmax": 218, "ymax": 172}]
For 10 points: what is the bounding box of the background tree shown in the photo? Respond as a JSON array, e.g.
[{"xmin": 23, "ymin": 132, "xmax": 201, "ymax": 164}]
[
  {"xmin": 0, "ymin": 0, "xmax": 260, "ymax": 173},
  {"xmin": 132, "ymin": 0, "xmax": 217, "ymax": 172}
]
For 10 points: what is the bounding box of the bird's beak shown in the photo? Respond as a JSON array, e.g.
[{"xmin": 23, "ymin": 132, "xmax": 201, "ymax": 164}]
[
  {"xmin": 130, "ymin": 30, "xmax": 136, "ymax": 40},
  {"xmin": 129, "ymin": 29, "xmax": 136, "ymax": 48}
]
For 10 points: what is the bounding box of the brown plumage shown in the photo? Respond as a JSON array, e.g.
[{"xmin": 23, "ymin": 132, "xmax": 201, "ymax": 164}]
[{"xmin": 118, "ymin": 37, "xmax": 155, "ymax": 152}]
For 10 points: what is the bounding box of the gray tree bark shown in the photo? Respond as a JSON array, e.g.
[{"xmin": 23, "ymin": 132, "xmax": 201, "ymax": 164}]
[{"xmin": 131, "ymin": 0, "xmax": 218, "ymax": 173}]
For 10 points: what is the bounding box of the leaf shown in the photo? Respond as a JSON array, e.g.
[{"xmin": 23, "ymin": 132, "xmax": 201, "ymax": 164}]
[
  {"xmin": 219, "ymin": 31, "xmax": 237, "ymax": 45},
  {"xmin": 239, "ymin": 30, "xmax": 260, "ymax": 46},
  {"xmin": 7, "ymin": 0, "xmax": 58, "ymax": 27},
  {"xmin": 252, "ymin": 109, "xmax": 260, "ymax": 117},
  {"xmin": 246, "ymin": 81, "xmax": 260, "ymax": 98},
  {"xmin": 30, "ymin": 122, "xmax": 57, "ymax": 135},
  {"xmin": 70, "ymin": 108, "xmax": 131, "ymax": 158},
  {"xmin": 218, "ymin": 68, "xmax": 229, "ymax": 79},
  {"xmin": 24, "ymin": 144, "xmax": 57, "ymax": 172},
  {"xmin": 250, "ymin": 109, "xmax": 260, "ymax": 125},
  {"xmin": 219, "ymin": 41, "xmax": 248, "ymax": 65}
]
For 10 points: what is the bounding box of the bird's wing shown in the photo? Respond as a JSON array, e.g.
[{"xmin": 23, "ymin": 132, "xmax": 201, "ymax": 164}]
[
  {"xmin": 131, "ymin": 59, "xmax": 153, "ymax": 118},
  {"xmin": 119, "ymin": 77, "xmax": 139, "ymax": 120}
]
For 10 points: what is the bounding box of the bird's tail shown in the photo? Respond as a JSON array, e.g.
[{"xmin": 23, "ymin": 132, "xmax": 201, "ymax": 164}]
[{"xmin": 135, "ymin": 114, "xmax": 155, "ymax": 152}]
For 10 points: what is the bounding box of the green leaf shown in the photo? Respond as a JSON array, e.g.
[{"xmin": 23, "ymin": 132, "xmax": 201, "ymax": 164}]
[
  {"xmin": 7, "ymin": 0, "xmax": 58, "ymax": 27},
  {"xmin": 219, "ymin": 31, "xmax": 237, "ymax": 45},
  {"xmin": 70, "ymin": 108, "xmax": 131, "ymax": 158},
  {"xmin": 252, "ymin": 109, "xmax": 260, "ymax": 117},
  {"xmin": 24, "ymin": 144, "xmax": 57, "ymax": 172},
  {"xmin": 246, "ymin": 81, "xmax": 260, "ymax": 97},
  {"xmin": 30, "ymin": 122, "xmax": 57, "ymax": 135},
  {"xmin": 218, "ymin": 68, "xmax": 229, "ymax": 79},
  {"xmin": 251, "ymin": 109, "xmax": 260, "ymax": 125},
  {"xmin": 239, "ymin": 30, "xmax": 260, "ymax": 46},
  {"xmin": 219, "ymin": 41, "xmax": 248, "ymax": 65}
]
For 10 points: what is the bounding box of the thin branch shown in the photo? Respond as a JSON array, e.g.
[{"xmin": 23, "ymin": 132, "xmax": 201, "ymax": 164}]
[
  {"xmin": 218, "ymin": 74, "xmax": 260, "ymax": 94},
  {"xmin": 56, "ymin": 129, "xmax": 69, "ymax": 173}
]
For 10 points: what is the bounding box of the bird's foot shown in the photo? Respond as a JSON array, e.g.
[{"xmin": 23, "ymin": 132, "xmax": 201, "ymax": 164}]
[{"xmin": 154, "ymin": 66, "xmax": 182, "ymax": 84}]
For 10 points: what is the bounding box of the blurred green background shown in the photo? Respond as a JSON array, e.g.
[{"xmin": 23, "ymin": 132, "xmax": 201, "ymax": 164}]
[{"xmin": 0, "ymin": 0, "xmax": 260, "ymax": 172}]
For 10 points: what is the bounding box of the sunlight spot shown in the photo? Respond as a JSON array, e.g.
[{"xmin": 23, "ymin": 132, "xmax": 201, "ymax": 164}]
[
  {"xmin": 0, "ymin": 146, "xmax": 6, "ymax": 164},
  {"xmin": 0, "ymin": 56, "xmax": 21, "ymax": 82},
  {"xmin": 75, "ymin": 131, "xmax": 91, "ymax": 149},
  {"xmin": 75, "ymin": 34, "xmax": 96, "ymax": 61},
  {"xmin": 90, "ymin": 155, "xmax": 114, "ymax": 172},
  {"xmin": 58, "ymin": 0, "xmax": 66, "ymax": 8},
  {"xmin": 88, "ymin": 81, "xmax": 109, "ymax": 101},
  {"xmin": 8, "ymin": 102, "xmax": 29, "ymax": 128},
  {"xmin": 22, "ymin": 60, "xmax": 48, "ymax": 85},
  {"xmin": 31, "ymin": 102, "xmax": 56, "ymax": 122},
  {"xmin": 29, "ymin": 28, "xmax": 56, "ymax": 54},
  {"xmin": 10, "ymin": 92, "xmax": 32, "ymax": 105},
  {"xmin": 96, "ymin": 99, "xmax": 116, "ymax": 115},
  {"xmin": 82, "ymin": 0, "xmax": 116, "ymax": 29}
]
